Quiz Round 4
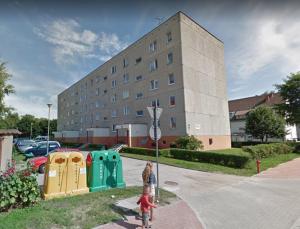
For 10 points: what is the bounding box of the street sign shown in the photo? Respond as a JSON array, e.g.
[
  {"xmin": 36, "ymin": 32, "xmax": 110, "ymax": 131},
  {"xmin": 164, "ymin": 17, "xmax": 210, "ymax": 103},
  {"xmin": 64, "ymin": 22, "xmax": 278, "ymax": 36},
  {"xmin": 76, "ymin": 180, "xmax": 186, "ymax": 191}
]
[
  {"xmin": 149, "ymin": 125, "xmax": 161, "ymax": 141},
  {"xmin": 147, "ymin": 107, "xmax": 163, "ymax": 120}
]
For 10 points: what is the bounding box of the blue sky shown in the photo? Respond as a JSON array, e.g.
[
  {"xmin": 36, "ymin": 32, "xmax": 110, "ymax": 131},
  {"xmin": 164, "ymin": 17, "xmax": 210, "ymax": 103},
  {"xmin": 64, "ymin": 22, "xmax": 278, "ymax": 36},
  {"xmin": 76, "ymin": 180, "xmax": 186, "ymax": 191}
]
[{"xmin": 0, "ymin": 0, "xmax": 299, "ymax": 118}]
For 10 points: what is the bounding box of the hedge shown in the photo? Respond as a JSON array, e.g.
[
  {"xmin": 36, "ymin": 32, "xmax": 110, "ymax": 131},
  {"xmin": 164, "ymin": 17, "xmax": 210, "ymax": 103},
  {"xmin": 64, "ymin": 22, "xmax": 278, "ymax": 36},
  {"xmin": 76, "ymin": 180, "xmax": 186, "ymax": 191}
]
[
  {"xmin": 242, "ymin": 143, "xmax": 293, "ymax": 159},
  {"xmin": 121, "ymin": 147, "xmax": 251, "ymax": 168}
]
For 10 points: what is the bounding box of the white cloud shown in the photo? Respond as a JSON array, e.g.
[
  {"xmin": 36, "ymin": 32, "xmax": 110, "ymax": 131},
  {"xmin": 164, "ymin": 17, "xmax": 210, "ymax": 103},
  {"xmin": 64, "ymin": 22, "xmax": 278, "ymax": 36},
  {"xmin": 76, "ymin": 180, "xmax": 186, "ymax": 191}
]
[
  {"xmin": 230, "ymin": 18, "xmax": 300, "ymax": 80},
  {"xmin": 34, "ymin": 19, "xmax": 127, "ymax": 65}
]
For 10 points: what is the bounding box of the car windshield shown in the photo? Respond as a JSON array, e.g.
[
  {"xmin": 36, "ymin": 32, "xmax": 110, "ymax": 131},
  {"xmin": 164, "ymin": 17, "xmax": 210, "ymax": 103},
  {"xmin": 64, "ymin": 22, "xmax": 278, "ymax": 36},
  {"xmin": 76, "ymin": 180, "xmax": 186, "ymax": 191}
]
[{"xmin": 19, "ymin": 140, "xmax": 35, "ymax": 146}]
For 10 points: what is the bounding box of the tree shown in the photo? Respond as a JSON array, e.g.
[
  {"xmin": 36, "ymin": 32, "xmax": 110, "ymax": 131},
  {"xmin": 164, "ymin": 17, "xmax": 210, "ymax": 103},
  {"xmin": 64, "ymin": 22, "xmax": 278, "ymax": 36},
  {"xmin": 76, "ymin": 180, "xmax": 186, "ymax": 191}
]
[
  {"xmin": 245, "ymin": 106, "xmax": 286, "ymax": 142},
  {"xmin": 16, "ymin": 114, "xmax": 36, "ymax": 137},
  {"xmin": 175, "ymin": 135, "xmax": 203, "ymax": 150},
  {"xmin": 0, "ymin": 111, "xmax": 19, "ymax": 129},
  {"xmin": 275, "ymin": 72, "xmax": 300, "ymax": 125},
  {"xmin": 0, "ymin": 62, "xmax": 14, "ymax": 116}
]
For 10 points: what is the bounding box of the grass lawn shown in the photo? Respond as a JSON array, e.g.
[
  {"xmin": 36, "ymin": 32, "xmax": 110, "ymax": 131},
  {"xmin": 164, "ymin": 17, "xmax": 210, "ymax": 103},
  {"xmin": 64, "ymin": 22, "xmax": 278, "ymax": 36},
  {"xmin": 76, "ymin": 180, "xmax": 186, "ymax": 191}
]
[
  {"xmin": 121, "ymin": 151, "xmax": 300, "ymax": 176},
  {"xmin": 0, "ymin": 187, "xmax": 175, "ymax": 229}
]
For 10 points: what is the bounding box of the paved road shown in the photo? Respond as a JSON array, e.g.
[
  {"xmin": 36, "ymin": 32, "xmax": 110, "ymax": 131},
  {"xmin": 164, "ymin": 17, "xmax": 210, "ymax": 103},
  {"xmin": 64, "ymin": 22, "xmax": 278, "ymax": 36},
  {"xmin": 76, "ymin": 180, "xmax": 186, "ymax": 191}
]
[{"xmin": 122, "ymin": 157, "xmax": 300, "ymax": 229}]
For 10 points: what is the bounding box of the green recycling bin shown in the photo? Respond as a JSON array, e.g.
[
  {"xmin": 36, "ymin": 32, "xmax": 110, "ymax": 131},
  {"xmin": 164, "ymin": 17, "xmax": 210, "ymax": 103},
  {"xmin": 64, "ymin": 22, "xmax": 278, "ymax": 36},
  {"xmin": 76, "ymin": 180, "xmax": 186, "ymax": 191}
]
[
  {"xmin": 106, "ymin": 150, "xmax": 126, "ymax": 189},
  {"xmin": 86, "ymin": 151, "xmax": 108, "ymax": 192}
]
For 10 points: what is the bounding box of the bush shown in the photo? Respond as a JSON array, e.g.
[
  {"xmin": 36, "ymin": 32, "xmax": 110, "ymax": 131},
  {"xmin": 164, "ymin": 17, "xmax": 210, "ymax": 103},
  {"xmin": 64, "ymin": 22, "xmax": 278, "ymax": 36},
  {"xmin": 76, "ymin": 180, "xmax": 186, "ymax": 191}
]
[
  {"xmin": 121, "ymin": 147, "xmax": 170, "ymax": 157},
  {"xmin": 174, "ymin": 135, "xmax": 203, "ymax": 150},
  {"xmin": 286, "ymin": 142, "xmax": 300, "ymax": 153},
  {"xmin": 242, "ymin": 143, "xmax": 293, "ymax": 159},
  {"xmin": 231, "ymin": 142, "xmax": 275, "ymax": 148},
  {"xmin": 0, "ymin": 162, "xmax": 41, "ymax": 212},
  {"xmin": 168, "ymin": 148, "xmax": 251, "ymax": 168}
]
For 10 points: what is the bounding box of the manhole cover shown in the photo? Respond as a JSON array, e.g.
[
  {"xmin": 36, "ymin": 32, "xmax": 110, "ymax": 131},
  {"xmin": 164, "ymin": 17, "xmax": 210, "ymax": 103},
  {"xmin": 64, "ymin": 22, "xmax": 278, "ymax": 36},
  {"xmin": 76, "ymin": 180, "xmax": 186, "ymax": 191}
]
[{"xmin": 164, "ymin": 181, "xmax": 178, "ymax": 186}]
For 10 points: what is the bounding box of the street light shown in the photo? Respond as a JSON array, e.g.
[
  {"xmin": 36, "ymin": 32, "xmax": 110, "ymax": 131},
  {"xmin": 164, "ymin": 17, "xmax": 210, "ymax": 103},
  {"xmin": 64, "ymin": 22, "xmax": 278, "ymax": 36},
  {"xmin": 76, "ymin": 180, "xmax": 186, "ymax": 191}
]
[{"xmin": 47, "ymin": 103, "xmax": 52, "ymax": 155}]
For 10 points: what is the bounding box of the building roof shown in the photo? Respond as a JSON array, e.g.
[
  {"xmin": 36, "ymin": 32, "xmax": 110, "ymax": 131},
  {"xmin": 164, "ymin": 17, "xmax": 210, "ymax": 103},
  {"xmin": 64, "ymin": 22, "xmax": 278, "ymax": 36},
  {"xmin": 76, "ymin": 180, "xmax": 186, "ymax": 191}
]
[
  {"xmin": 229, "ymin": 93, "xmax": 283, "ymax": 112},
  {"xmin": 0, "ymin": 129, "xmax": 22, "ymax": 136}
]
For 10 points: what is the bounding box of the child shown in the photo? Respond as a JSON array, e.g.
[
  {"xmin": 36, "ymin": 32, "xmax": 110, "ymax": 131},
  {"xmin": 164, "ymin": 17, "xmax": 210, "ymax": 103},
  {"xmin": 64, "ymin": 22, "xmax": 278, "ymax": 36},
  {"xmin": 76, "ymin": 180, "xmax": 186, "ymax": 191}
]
[
  {"xmin": 142, "ymin": 162, "xmax": 156, "ymax": 221},
  {"xmin": 137, "ymin": 185, "xmax": 157, "ymax": 229}
]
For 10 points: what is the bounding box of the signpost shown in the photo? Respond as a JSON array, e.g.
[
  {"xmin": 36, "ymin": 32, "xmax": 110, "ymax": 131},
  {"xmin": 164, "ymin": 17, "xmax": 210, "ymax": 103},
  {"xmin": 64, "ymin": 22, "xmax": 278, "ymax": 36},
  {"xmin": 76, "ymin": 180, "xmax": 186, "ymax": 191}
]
[{"xmin": 147, "ymin": 103, "xmax": 162, "ymax": 199}]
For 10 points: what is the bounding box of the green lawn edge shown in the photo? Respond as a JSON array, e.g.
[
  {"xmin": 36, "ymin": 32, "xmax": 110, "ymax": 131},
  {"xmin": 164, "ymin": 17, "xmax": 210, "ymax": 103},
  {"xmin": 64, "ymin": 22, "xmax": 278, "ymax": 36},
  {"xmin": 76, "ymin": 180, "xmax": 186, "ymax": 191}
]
[{"xmin": 120, "ymin": 152, "xmax": 300, "ymax": 176}]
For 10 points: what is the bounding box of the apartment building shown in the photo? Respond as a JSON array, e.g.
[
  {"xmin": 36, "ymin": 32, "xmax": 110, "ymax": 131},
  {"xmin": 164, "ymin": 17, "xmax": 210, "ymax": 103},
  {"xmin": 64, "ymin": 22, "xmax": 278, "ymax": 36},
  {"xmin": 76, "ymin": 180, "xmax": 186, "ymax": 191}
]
[{"xmin": 54, "ymin": 11, "xmax": 231, "ymax": 150}]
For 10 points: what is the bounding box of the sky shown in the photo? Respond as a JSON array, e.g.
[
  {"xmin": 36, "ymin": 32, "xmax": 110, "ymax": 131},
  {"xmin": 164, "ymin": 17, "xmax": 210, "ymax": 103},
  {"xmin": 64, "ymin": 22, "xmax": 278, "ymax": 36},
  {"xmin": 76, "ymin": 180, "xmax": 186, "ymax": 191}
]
[{"xmin": 0, "ymin": 0, "xmax": 299, "ymax": 118}]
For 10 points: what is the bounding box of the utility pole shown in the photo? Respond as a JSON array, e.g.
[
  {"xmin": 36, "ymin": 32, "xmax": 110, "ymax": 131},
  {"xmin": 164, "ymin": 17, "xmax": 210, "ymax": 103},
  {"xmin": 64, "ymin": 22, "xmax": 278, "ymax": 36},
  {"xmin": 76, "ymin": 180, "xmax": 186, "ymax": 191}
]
[
  {"xmin": 153, "ymin": 102, "xmax": 159, "ymax": 198},
  {"xmin": 46, "ymin": 103, "xmax": 52, "ymax": 155}
]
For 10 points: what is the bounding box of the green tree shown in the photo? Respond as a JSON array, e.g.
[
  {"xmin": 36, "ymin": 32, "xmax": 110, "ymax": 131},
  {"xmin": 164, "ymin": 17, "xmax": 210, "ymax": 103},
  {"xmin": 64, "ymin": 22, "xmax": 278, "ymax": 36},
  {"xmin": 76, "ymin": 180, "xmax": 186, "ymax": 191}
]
[
  {"xmin": 275, "ymin": 72, "xmax": 300, "ymax": 125},
  {"xmin": 16, "ymin": 114, "xmax": 36, "ymax": 137},
  {"xmin": 0, "ymin": 111, "xmax": 19, "ymax": 129},
  {"xmin": 0, "ymin": 62, "xmax": 14, "ymax": 115},
  {"xmin": 245, "ymin": 106, "xmax": 286, "ymax": 142},
  {"xmin": 175, "ymin": 135, "xmax": 203, "ymax": 150}
]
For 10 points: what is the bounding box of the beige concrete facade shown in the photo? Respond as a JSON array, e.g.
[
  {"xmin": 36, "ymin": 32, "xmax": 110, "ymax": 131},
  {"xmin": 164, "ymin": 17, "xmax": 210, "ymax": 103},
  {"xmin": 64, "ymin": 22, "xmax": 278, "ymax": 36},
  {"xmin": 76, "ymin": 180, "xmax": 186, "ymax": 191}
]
[{"xmin": 56, "ymin": 12, "xmax": 231, "ymax": 150}]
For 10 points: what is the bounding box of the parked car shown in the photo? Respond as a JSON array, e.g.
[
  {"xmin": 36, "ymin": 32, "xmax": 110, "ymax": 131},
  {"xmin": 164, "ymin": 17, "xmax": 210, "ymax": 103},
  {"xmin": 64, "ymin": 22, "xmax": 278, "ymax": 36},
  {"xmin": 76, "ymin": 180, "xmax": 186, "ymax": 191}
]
[
  {"xmin": 16, "ymin": 139, "xmax": 36, "ymax": 152},
  {"xmin": 35, "ymin": 136, "xmax": 48, "ymax": 142},
  {"xmin": 28, "ymin": 147, "xmax": 80, "ymax": 173},
  {"xmin": 24, "ymin": 141, "xmax": 61, "ymax": 159}
]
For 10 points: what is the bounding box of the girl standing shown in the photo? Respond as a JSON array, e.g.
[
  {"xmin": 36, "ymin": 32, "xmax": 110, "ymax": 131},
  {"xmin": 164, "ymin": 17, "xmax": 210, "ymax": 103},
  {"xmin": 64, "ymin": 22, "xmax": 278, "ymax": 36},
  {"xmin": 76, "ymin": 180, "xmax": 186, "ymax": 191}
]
[{"xmin": 142, "ymin": 162, "xmax": 156, "ymax": 221}]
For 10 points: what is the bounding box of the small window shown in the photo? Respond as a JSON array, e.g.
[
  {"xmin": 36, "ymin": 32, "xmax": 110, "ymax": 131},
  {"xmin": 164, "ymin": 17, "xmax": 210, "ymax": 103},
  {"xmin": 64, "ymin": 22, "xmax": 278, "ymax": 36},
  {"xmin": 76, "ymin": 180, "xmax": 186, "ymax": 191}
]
[
  {"xmin": 104, "ymin": 76, "xmax": 108, "ymax": 80},
  {"xmin": 111, "ymin": 80, "xmax": 117, "ymax": 88},
  {"xmin": 170, "ymin": 117, "xmax": 176, "ymax": 128},
  {"xmin": 168, "ymin": 73, "xmax": 175, "ymax": 85},
  {"xmin": 96, "ymin": 88, "xmax": 100, "ymax": 95},
  {"xmin": 149, "ymin": 40, "xmax": 157, "ymax": 52},
  {"xmin": 123, "ymin": 90, "xmax": 129, "ymax": 99},
  {"xmin": 136, "ymin": 92, "xmax": 143, "ymax": 99},
  {"xmin": 103, "ymin": 89, "xmax": 107, "ymax": 94},
  {"xmin": 150, "ymin": 80, "xmax": 159, "ymax": 90},
  {"xmin": 90, "ymin": 79, "xmax": 94, "ymax": 86},
  {"xmin": 151, "ymin": 99, "xmax": 160, "ymax": 107},
  {"xmin": 103, "ymin": 117, "xmax": 108, "ymax": 120},
  {"xmin": 111, "ymin": 110, "xmax": 117, "ymax": 117},
  {"xmin": 111, "ymin": 66, "xmax": 117, "ymax": 74},
  {"xmin": 136, "ymin": 57, "xmax": 142, "ymax": 64},
  {"xmin": 167, "ymin": 52, "xmax": 173, "ymax": 65},
  {"xmin": 112, "ymin": 124, "xmax": 117, "ymax": 132},
  {"xmin": 95, "ymin": 101, "xmax": 100, "ymax": 108},
  {"xmin": 169, "ymin": 96, "xmax": 176, "ymax": 106},
  {"xmin": 209, "ymin": 138, "xmax": 213, "ymax": 145},
  {"xmin": 123, "ymin": 105, "xmax": 129, "ymax": 115},
  {"xmin": 123, "ymin": 74, "xmax": 129, "ymax": 84},
  {"xmin": 95, "ymin": 113, "xmax": 100, "ymax": 121},
  {"xmin": 136, "ymin": 75, "xmax": 143, "ymax": 81},
  {"xmin": 136, "ymin": 110, "xmax": 144, "ymax": 117},
  {"xmin": 111, "ymin": 94, "xmax": 117, "ymax": 103},
  {"xmin": 149, "ymin": 59, "xmax": 158, "ymax": 72},
  {"xmin": 167, "ymin": 32, "xmax": 172, "ymax": 43},
  {"xmin": 123, "ymin": 58, "xmax": 128, "ymax": 68}
]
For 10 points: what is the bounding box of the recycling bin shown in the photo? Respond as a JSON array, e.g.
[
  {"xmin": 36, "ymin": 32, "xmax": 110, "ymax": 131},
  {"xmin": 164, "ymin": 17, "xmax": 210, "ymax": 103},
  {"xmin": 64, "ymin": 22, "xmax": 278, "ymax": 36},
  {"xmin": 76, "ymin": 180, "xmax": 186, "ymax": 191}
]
[
  {"xmin": 106, "ymin": 150, "xmax": 126, "ymax": 189},
  {"xmin": 86, "ymin": 151, "xmax": 108, "ymax": 192}
]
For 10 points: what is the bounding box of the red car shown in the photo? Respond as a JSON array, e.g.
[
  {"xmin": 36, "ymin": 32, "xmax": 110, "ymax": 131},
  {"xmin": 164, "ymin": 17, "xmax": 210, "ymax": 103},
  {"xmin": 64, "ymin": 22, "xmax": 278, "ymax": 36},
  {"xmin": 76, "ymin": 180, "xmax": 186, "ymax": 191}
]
[{"xmin": 28, "ymin": 148, "xmax": 80, "ymax": 173}]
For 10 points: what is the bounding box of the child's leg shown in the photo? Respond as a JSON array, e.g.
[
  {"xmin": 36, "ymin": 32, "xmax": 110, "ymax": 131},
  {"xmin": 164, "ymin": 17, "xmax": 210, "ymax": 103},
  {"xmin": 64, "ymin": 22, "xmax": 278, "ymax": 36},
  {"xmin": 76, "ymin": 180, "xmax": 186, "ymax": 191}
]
[{"xmin": 149, "ymin": 196, "xmax": 154, "ymax": 220}]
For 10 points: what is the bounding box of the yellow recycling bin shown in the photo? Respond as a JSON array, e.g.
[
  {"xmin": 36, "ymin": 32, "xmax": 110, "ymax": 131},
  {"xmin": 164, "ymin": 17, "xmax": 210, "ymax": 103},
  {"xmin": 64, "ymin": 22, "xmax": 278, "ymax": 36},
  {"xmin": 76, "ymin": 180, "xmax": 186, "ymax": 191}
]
[
  {"xmin": 43, "ymin": 151, "xmax": 89, "ymax": 200},
  {"xmin": 43, "ymin": 153, "xmax": 68, "ymax": 200},
  {"xmin": 66, "ymin": 152, "xmax": 89, "ymax": 195}
]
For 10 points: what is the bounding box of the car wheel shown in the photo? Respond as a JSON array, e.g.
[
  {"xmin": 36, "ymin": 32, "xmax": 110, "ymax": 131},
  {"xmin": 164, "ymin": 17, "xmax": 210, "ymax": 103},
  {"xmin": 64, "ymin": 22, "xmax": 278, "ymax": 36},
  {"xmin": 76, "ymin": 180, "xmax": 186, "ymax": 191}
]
[{"xmin": 39, "ymin": 164, "xmax": 45, "ymax": 174}]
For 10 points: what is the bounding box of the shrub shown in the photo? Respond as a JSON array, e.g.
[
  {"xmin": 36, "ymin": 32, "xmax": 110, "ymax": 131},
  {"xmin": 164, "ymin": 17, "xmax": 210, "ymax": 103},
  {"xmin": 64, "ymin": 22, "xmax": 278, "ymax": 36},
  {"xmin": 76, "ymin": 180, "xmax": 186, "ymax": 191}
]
[
  {"xmin": 286, "ymin": 142, "xmax": 300, "ymax": 153},
  {"xmin": 174, "ymin": 135, "xmax": 203, "ymax": 150},
  {"xmin": 242, "ymin": 143, "xmax": 293, "ymax": 159},
  {"xmin": 0, "ymin": 161, "xmax": 41, "ymax": 212},
  {"xmin": 121, "ymin": 147, "xmax": 170, "ymax": 157},
  {"xmin": 168, "ymin": 148, "xmax": 251, "ymax": 168}
]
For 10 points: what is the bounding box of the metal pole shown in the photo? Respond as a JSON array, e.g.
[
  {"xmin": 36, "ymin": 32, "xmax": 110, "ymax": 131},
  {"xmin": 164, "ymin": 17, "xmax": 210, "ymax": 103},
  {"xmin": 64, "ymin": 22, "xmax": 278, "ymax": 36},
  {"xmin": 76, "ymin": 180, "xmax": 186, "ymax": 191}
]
[
  {"xmin": 47, "ymin": 104, "xmax": 52, "ymax": 155},
  {"xmin": 30, "ymin": 122, "xmax": 33, "ymax": 140},
  {"xmin": 154, "ymin": 102, "xmax": 159, "ymax": 198}
]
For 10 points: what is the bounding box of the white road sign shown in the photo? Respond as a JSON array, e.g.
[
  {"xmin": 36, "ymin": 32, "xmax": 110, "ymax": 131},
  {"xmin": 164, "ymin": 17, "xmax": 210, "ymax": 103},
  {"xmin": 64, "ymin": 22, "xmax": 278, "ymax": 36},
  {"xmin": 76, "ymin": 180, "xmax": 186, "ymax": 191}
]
[
  {"xmin": 147, "ymin": 107, "xmax": 163, "ymax": 120},
  {"xmin": 149, "ymin": 125, "xmax": 162, "ymax": 141}
]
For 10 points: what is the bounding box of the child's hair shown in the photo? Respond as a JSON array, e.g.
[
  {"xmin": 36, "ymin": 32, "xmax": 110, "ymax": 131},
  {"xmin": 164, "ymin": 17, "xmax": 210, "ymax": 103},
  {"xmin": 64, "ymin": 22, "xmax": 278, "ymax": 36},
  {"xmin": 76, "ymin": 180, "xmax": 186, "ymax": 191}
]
[{"xmin": 142, "ymin": 162, "xmax": 152, "ymax": 184}]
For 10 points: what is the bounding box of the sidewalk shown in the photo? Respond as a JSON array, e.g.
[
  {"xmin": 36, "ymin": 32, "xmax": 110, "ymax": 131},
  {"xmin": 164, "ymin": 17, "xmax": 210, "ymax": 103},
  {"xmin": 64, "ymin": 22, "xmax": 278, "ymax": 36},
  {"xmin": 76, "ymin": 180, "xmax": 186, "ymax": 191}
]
[
  {"xmin": 96, "ymin": 199, "xmax": 203, "ymax": 229},
  {"xmin": 256, "ymin": 157, "xmax": 300, "ymax": 179}
]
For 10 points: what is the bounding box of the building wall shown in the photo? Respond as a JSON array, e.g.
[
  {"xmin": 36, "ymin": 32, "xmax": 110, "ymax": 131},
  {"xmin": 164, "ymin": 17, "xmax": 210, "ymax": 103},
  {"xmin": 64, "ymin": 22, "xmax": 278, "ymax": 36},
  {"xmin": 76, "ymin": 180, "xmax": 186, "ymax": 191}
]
[
  {"xmin": 0, "ymin": 135, "xmax": 13, "ymax": 172},
  {"xmin": 179, "ymin": 13, "xmax": 231, "ymax": 149}
]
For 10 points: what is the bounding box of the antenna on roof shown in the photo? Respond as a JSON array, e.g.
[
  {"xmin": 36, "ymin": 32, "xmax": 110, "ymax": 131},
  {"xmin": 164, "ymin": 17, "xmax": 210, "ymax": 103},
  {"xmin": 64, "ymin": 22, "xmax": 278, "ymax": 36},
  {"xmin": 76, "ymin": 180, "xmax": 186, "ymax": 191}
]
[{"xmin": 155, "ymin": 17, "xmax": 165, "ymax": 25}]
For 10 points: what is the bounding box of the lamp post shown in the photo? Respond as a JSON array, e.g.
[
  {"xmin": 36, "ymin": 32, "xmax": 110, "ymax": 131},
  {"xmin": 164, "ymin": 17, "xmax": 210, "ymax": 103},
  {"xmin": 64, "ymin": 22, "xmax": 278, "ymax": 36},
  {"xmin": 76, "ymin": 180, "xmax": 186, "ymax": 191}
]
[{"xmin": 47, "ymin": 103, "xmax": 52, "ymax": 155}]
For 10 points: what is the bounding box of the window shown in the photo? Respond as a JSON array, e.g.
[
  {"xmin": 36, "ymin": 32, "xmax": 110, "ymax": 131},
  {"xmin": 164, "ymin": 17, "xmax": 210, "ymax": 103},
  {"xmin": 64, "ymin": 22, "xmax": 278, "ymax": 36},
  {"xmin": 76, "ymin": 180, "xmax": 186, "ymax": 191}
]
[
  {"xmin": 103, "ymin": 89, "xmax": 107, "ymax": 94},
  {"xmin": 151, "ymin": 99, "xmax": 160, "ymax": 107},
  {"xmin": 136, "ymin": 110, "xmax": 144, "ymax": 117},
  {"xmin": 95, "ymin": 113, "xmax": 100, "ymax": 121},
  {"xmin": 122, "ymin": 90, "xmax": 129, "ymax": 99},
  {"xmin": 90, "ymin": 79, "xmax": 94, "ymax": 86},
  {"xmin": 95, "ymin": 101, "xmax": 100, "ymax": 108},
  {"xmin": 170, "ymin": 117, "xmax": 176, "ymax": 128},
  {"xmin": 168, "ymin": 73, "xmax": 175, "ymax": 85},
  {"xmin": 136, "ymin": 57, "xmax": 142, "ymax": 64},
  {"xmin": 111, "ymin": 94, "xmax": 117, "ymax": 103},
  {"xmin": 149, "ymin": 40, "xmax": 157, "ymax": 52},
  {"xmin": 150, "ymin": 80, "xmax": 159, "ymax": 90},
  {"xmin": 169, "ymin": 96, "xmax": 176, "ymax": 106},
  {"xmin": 96, "ymin": 88, "xmax": 100, "ymax": 96},
  {"xmin": 123, "ymin": 58, "xmax": 128, "ymax": 68},
  {"xmin": 104, "ymin": 76, "xmax": 108, "ymax": 80},
  {"xmin": 123, "ymin": 105, "xmax": 129, "ymax": 115},
  {"xmin": 111, "ymin": 65, "xmax": 117, "ymax": 74},
  {"xmin": 149, "ymin": 59, "xmax": 158, "ymax": 72},
  {"xmin": 112, "ymin": 124, "xmax": 116, "ymax": 132},
  {"xmin": 136, "ymin": 92, "xmax": 143, "ymax": 99},
  {"xmin": 111, "ymin": 110, "xmax": 117, "ymax": 117},
  {"xmin": 111, "ymin": 79, "xmax": 117, "ymax": 88},
  {"xmin": 167, "ymin": 32, "xmax": 172, "ymax": 43},
  {"xmin": 136, "ymin": 75, "xmax": 143, "ymax": 81},
  {"xmin": 96, "ymin": 76, "xmax": 100, "ymax": 83},
  {"xmin": 123, "ymin": 74, "xmax": 129, "ymax": 84},
  {"xmin": 167, "ymin": 52, "xmax": 173, "ymax": 65}
]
